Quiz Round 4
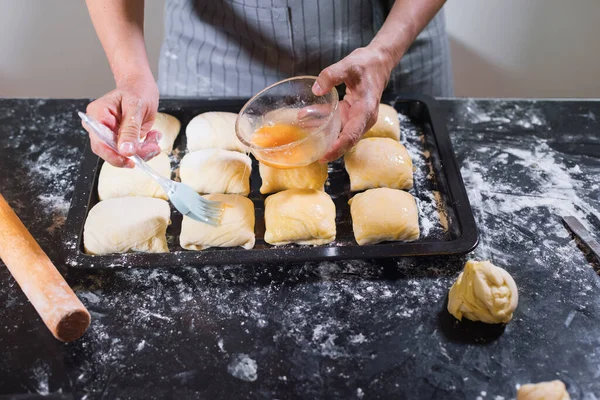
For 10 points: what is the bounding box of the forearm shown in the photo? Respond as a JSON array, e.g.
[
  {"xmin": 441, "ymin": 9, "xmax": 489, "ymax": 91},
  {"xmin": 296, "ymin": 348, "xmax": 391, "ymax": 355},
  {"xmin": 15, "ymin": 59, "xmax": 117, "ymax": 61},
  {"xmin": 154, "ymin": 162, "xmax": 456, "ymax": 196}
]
[
  {"xmin": 85, "ymin": 0, "xmax": 153, "ymax": 85},
  {"xmin": 371, "ymin": 0, "xmax": 446, "ymax": 70}
]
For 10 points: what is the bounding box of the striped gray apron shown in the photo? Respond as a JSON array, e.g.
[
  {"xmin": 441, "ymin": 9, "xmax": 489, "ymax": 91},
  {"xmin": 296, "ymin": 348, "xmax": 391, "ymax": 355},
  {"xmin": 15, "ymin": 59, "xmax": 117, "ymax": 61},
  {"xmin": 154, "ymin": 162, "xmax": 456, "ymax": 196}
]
[{"xmin": 158, "ymin": 0, "xmax": 453, "ymax": 98}]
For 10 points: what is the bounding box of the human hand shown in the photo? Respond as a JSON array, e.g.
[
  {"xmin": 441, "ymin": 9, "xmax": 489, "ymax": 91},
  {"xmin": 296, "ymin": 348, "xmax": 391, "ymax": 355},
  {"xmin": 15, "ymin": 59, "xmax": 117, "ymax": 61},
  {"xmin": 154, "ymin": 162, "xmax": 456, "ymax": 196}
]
[
  {"xmin": 312, "ymin": 42, "xmax": 396, "ymax": 162},
  {"xmin": 83, "ymin": 75, "xmax": 161, "ymax": 168}
]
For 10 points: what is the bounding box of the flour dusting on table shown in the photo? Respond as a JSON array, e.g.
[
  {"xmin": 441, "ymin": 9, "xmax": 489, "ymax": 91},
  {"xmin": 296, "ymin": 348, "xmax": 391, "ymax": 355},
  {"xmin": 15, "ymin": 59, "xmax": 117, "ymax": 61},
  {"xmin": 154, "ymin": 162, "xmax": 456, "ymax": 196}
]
[{"xmin": 2, "ymin": 99, "xmax": 600, "ymax": 398}]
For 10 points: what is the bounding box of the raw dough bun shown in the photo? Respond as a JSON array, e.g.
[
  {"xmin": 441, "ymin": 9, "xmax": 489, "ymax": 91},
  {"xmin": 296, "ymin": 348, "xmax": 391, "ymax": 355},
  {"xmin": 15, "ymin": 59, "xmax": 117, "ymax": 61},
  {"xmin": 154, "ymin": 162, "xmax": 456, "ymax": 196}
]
[
  {"xmin": 152, "ymin": 112, "xmax": 181, "ymax": 153},
  {"xmin": 448, "ymin": 260, "xmax": 518, "ymax": 324},
  {"xmin": 180, "ymin": 194, "xmax": 255, "ymax": 250},
  {"xmin": 186, "ymin": 111, "xmax": 246, "ymax": 153},
  {"xmin": 348, "ymin": 188, "xmax": 419, "ymax": 245},
  {"xmin": 97, "ymin": 152, "xmax": 171, "ymax": 201},
  {"xmin": 363, "ymin": 104, "xmax": 401, "ymax": 140},
  {"xmin": 180, "ymin": 149, "xmax": 251, "ymax": 195},
  {"xmin": 84, "ymin": 197, "xmax": 170, "ymax": 255},
  {"xmin": 517, "ymin": 380, "xmax": 570, "ymax": 400},
  {"xmin": 264, "ymin": 189, "xmax": 336, "ymax": 245},
  {"xmin": 259, "ymin": 162, "xmax": 328, "ymax": 194},
  {"xmin": 344, "ymin": 138, "xmax": 413, "ymax": 192}
]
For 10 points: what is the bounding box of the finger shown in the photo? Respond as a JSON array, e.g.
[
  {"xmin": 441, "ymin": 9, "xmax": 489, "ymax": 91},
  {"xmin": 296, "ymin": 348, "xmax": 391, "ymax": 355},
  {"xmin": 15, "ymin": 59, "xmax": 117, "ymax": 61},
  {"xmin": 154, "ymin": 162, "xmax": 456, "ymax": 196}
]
[
  {"xmin": 139, "ymin": 114, "xmax": 157, "ymax": 141},
  {"xmin": 137, "ymin": 130, "xmax": 162, "ymax": 161},
  {"xmin": 117, "ymin": 100, "xmax": 144, "ymax": 156},
  {"xmin": 338, "ymin": 100, "xmax": 352, "ymax": 130},
  {"xmin": 297, "ymin": 104, "xmax": 335, "ymax": 129},
  {"xmin": 144, "ymin": 129, "xmax": 162, "ymax": 144},
  {"xmin": 90, "ymin": 136, "xmax": 134, "ymax": 168},
  {"xmin": 297, "ymin": 103, "xmax": 332, "ymax": 120},
  {"xmin": 320, "ymin": 108, "xmax": 369, "ymax": 163},
  {"xmin": 313, "ymin": 60, "xmax": 349, "ymax": 96},
  {"xmin": 86, "ymin": 99, "xmax": 119, "ymax": 131}
]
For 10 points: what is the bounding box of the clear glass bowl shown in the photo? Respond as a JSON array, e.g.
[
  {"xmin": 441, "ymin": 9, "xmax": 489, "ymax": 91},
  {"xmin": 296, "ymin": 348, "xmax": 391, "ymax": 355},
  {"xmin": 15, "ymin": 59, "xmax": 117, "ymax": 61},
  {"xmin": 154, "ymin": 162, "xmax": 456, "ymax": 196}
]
[{"xmin": 236, "ymin": 76, "xmax": 340, "ymax": 168}]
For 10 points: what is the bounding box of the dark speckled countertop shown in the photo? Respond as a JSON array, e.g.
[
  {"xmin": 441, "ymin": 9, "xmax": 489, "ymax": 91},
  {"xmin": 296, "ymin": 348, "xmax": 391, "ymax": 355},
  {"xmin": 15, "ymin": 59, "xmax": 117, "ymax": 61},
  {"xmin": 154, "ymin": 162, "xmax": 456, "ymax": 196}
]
[{"xmin": 0, "ymin": 98, "xmax": 599, "ymax": 399}]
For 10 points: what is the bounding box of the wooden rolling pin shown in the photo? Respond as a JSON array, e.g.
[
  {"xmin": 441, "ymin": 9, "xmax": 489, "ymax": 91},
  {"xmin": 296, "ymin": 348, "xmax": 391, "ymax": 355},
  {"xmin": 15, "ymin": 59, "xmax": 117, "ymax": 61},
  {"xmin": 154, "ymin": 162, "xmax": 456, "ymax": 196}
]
[{"xmin": 0, "ymin": 193, "xmax": 90, "ymax": 342}]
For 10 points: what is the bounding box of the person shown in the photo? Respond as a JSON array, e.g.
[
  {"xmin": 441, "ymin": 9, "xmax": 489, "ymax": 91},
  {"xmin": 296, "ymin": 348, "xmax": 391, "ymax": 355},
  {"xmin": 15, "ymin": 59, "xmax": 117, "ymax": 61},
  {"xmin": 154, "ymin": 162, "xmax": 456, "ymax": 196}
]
[{"xmin": 84, "ymin": 0, "xmax": 452, "ymax": 168}]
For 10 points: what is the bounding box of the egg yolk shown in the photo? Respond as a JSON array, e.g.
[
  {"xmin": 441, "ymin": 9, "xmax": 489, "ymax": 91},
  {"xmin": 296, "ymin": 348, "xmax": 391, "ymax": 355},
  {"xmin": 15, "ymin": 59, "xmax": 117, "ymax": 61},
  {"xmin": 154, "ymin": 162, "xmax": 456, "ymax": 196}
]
[{"xmin": 251, "ymin": 124, "xmax": 308, "ymax": 148}]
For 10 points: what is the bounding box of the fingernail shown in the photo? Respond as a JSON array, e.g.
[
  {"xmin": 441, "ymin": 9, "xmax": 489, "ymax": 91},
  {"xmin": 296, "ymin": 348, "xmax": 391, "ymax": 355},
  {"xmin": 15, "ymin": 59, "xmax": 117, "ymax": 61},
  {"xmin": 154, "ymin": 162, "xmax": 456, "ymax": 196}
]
[
  {"xmin": 119, "ymin": 142, "xmax": 135, "ymax": 155},
  {"xmin": 123, "ymin": 159, "xmax": 135, "ymax": 169},
  {"xmin": 312, "ymin": 81, "xmax": 323, "ymax": 95},
  {"xmin": 143, "ymin": 150, "xmax": 160, "ymax": 161}
]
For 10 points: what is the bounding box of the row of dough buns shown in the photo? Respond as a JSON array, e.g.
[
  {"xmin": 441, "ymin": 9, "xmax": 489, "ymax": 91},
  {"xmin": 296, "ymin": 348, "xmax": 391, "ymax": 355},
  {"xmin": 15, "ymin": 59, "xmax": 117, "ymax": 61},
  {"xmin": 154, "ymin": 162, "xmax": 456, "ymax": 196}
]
[
  {"xmin": 85, "ymin": 112, "xmax": 182, "ymax": 254},
  {"xmin": 345, "ymin": 104, "xmax": 419, "ymax": 245},
  {"xmin": 181, "ymin": 112, "xmax": 255, "ymax": 251}
]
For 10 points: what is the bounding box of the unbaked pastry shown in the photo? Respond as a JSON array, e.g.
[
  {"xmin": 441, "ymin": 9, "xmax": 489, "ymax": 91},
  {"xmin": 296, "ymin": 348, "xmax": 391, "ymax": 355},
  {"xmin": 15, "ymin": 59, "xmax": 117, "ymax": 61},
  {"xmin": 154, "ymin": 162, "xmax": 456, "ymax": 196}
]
[
  {"xmin": 448, "ymin": 260, "xmax": 518, "ymax": 324},
  {"xmin": 362, "ymin": 104, "xmax": 401, "ymax": 140},
  {"xmin": 180, "ymin": 149, "xmax": 251, "ymax": 195},
  {"xmin": 186, "ymin": 111, "xmax": 246, "ymax": 153},
  {"xmin": 348, "ymin": 188, "xmax": 419, "ymax": 245},
  {"xmin": 152, "ymin": 112, "xmax": 181, "ymax": 153},
  {"xmin": 344, "ymin": 138, "xmax": 413, "ymax": 191},
  {"xmin": 84, "ymin": 197, "xmax": 170, "ymax": 255},
  {"xmin": 517, "ymin": 380, "xmax": 570, "ymax": 400},
  {"xmin": 180, "ymin": 194, "xmax": 255, "ymax": 250},
  {"xmin": 97, "ymin": 152, "xmax": 171, "ymax": 200},
  {"xmin": 264, "ymin": 189, "xmax": 336, "ymax": 245},
  {"xmin": 259, "ymin": 162, "xmax": 328, "ymax": 194}
]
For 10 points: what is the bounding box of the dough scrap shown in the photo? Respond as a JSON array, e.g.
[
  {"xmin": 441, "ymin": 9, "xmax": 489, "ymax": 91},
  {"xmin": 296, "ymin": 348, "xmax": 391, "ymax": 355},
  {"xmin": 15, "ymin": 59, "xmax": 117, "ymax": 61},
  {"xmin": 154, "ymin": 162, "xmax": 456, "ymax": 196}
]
[
  {"xmin": 264, "ymin": 189, "xmax": 336, "ymax": 245},
  {"xmin": 97, "ymin": 152, "xmax": 171, "ymax": 201},
  {"xmin": 152, "ymin": 112, "xmax": 181, "ymax": 154},
  {"xmin": 84, "ymin": 197, "xmax": 170, "ymax": 255},
  {"xmin": 180, "ymin": 149, "xmax": 251, "ymax": 195},
  {"xmin": 448, "ymin": 260, "xmax": 518, "ymax": 324},
  {"xmin": 259, "ymin": 162, "xmax": 328, "ymax": 194},
  {"xmin": 348, "ymin": 188, "xmax": 419, "ymax": 245},
  {"xmin": 363, "ymin": 104, "xmax": 401, "ymax": 140},
  {"xmin": 180, "ymin": 194, "xmax": 255, "ymax": 250},
  {"xmin": 517, "ymin": 380, "xmax": 570, "ymax": 400},
  {"xmin": 186, "ymin": 111, "xmax": 246, "ymax": 153},
  {"xmin": 344, "ymin": 137, "xmax": 413, "ymax": 192}
]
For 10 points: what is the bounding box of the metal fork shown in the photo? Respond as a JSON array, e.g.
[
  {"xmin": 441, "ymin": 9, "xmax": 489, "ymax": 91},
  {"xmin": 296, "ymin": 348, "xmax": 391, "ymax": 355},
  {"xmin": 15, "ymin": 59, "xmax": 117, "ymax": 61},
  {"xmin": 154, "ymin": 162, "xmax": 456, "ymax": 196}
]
[{"xmin": 78, "ymin": 112, "xmax": 223, "ymax": 226}]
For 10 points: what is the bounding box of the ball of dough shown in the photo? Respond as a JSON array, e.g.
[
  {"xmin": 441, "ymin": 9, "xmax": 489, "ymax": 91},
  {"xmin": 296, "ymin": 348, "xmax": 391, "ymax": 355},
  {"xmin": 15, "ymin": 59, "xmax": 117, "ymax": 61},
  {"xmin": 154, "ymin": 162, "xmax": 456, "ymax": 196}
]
[
  {"xmin": 97, "ymin": 152, "xmax": 171, "ymax": 201},
  {"xmin": 448, "ymin": 260, "xmax": 518, "ymax": 324},
  {"xmin": 264, "ymin": 189, "xmax": 336, "ymax": 245},
  {"xmin": 344, "ymin": 138, "xmax": 413, "ymax": 192},
  {"xmin": 362, "ymin": 104, "xmax": 401, "ymax": 140},
  {"xmin": 180, "ymin": 194, "xmax": 255, "ymax": 250},
  {"xmin": 348, "ymin": 188, "xmax": 419, "ymax": 245},
  {"xmin": 259, "ymin": 162, "xmax": 328, "ymax": 194},
  {"xmin": 186, "ymin": 111, "xmax": 246, "ymax": 153},
  {"xmin": 152, "ymin": 112, "xmax": 181, "ymax": 154},
  {"xmin": 84, "ymin": 197, "xmax": 170, "ymax": 255},
  {"xmin": 180, "ymin": 149, "xmax": 251, "ymax": 195},
  {"xmin": 517, "ymin": 380, "xmax": 570, "ymax": 400}
]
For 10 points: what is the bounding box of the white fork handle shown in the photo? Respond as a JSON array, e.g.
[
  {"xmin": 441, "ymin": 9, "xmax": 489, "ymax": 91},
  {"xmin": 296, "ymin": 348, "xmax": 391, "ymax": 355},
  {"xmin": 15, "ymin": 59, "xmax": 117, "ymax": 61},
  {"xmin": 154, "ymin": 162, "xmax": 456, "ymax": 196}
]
[{"xmin": 130, "ymin": 155, "xmax": 175, "ymax": 194}]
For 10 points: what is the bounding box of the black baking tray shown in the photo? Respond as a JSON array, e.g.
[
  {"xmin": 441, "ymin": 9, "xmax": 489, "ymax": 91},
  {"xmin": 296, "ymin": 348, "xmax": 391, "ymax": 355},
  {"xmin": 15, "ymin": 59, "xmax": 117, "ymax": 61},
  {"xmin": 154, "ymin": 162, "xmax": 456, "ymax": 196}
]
[{"xmin": 62, "ymin": 95, "xmax": 478, "ymax": 268}]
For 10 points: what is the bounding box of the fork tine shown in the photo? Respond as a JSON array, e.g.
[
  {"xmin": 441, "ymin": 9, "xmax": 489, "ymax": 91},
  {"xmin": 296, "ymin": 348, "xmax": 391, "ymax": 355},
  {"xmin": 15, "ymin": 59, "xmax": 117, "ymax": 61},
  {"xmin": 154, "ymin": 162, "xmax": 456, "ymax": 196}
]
[{"xmin": 187, "ymin": 197, "xmax": 224, "ymax": 226}]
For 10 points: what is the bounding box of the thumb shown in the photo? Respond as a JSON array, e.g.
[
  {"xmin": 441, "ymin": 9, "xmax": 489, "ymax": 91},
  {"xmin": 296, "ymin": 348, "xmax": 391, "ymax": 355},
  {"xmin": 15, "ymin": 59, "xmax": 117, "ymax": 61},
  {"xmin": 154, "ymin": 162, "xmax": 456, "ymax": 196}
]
[{"xmin": 117, "ymin": 101, "xmax": 144, "ymax": 156}]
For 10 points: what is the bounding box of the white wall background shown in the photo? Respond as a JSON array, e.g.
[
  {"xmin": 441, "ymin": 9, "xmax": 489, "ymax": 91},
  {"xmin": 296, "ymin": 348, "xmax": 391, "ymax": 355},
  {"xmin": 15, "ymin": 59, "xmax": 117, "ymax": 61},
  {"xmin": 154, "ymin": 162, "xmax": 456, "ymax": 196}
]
[
  {"xmin": 0, "ymin": 0, "xmax": 599, "ymax": 98},
  {"xmin": 0, "ymin": 0, "xmax": 164, "ymax": 98},
  {"xmin": 445, "ymin": 0, "xmax": 600, "ymax": 98}
]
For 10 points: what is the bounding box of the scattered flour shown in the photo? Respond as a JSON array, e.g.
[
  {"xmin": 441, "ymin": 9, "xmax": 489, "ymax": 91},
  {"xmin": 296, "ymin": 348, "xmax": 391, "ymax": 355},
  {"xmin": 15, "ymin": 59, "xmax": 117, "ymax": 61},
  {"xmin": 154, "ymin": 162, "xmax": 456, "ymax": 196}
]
[
  {"xmin": 461, "ymin": 99, "xmax": 547, "ymax": 130},
  {"xmin": 227, "ymin": 354, "xmax": 258, "ymax": 382}
]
